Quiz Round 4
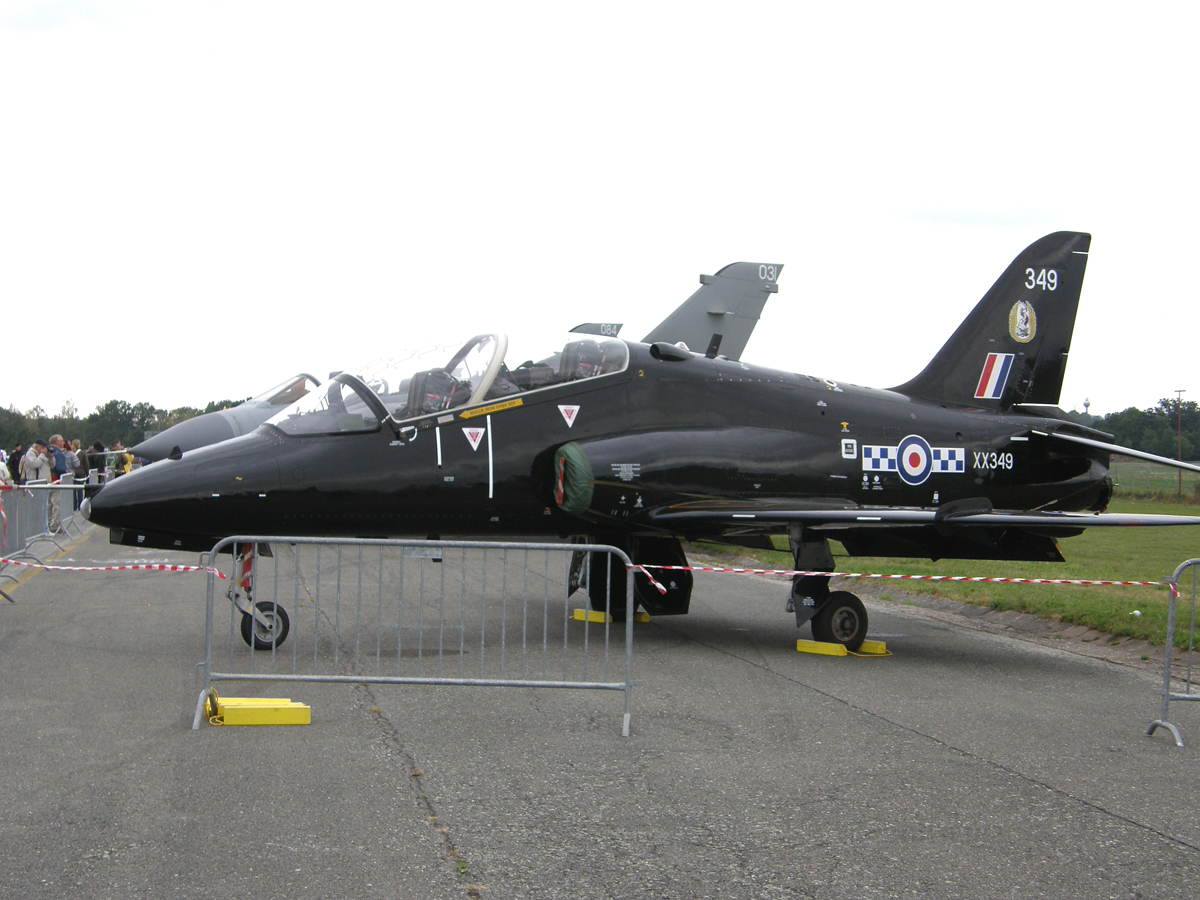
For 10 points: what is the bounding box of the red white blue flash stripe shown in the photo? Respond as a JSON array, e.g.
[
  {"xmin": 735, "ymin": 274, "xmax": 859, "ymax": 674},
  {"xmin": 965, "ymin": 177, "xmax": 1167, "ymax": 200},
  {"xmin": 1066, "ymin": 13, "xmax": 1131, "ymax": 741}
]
[{"xmin": 975, "ymin": 352, "xmax": 1014, "ymax": 400}]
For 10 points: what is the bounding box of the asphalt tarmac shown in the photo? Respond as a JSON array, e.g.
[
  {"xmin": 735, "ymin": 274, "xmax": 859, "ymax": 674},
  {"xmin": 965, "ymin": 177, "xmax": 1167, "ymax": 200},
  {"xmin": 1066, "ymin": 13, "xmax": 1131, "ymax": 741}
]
[{"xmin": 3, "ymin": 523, "xmax": 1200, "ymax": 899}]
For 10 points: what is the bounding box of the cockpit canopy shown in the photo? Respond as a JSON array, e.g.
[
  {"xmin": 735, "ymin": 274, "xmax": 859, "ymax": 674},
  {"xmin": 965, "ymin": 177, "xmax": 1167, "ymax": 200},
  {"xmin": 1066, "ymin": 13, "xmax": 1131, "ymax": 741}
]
[
  {"xmin": 246, "ymin": 373, "xmax": 321, "ymax": 409},
  {"xmin": 265, "ymin": 333, "xmax": 628, "ymax": 436}
]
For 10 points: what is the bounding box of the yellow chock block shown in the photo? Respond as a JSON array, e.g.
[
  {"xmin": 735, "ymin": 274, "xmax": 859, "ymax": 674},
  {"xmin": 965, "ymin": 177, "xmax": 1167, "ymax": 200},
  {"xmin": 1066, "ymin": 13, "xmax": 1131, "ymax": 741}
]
[
  {"xmin": 573, "ymin": 608, "xmax": 610, "ymax": 623},
  {"xmin": 571, "ymin": 609, "xmax": 652, "ymax": 624},
  {"xmin": 796, "ymin": 639, "xmax": 847, "ymax": 657},
  {"xmin": 858, "ymin": 639, "xmax": 888, "ymax": 655},
  {"xmin": 215, "ymin": 696, "xmax": 311, "ymax": 726}
]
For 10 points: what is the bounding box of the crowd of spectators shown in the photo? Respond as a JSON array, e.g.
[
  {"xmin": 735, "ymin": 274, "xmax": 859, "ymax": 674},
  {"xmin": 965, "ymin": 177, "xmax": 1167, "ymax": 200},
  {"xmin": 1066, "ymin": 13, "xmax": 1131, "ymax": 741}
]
[{"xmin": 1, "ymin": 437, "xmax": 140, "ymax": 532}]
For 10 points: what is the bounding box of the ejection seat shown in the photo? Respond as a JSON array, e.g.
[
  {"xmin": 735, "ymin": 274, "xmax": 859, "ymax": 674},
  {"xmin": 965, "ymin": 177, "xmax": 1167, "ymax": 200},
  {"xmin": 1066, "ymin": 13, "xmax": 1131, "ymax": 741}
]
[
  {"xmin": 405, "ymin": 369, "xmax": 471, "ymax": 416},
  {"xmin": 560, "ymin": 339, "xmax": 624, "ymax": 381}
]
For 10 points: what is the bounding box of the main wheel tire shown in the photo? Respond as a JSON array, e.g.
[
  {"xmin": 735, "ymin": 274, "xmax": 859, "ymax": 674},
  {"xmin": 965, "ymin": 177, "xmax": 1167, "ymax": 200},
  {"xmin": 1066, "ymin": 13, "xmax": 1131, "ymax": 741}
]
[
  {"xmin": 240, "ymin": 601, "xmax": 291, "ymax": 651},
  {"xmin": 810, "ymin": 591, "xmax": 867, "ymax": 651}
]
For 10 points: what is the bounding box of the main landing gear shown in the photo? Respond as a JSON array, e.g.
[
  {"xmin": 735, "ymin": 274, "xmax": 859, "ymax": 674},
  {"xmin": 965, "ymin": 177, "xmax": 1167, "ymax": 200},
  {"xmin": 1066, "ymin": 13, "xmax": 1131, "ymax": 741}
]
[
  {"xmin": 787, "ymin": 531, "xmax": 868, "ymax": 652},
  {"xmin": 228, "ymin": 544, "xmax": 291, "ymax": 651},
  {"xmin": 807, "ymin": 591, "xmax": 868, "ymax": 650},
  {"xmin": 567, "ymin": 530, "xmax": 868, "ymax": 650},
  {"xmin": 570, "ymin": 536, "xmax": 694, "ymax": 621}
]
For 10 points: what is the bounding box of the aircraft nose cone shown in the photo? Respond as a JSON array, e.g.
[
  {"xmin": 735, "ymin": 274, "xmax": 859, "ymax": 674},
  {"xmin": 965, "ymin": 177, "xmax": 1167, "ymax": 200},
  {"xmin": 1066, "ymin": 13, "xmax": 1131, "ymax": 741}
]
[
  {"xmin": 132, "ymin": 412, "xmax": 237, "ymax": 462},
  {"xmin": 84, "ymin": 430, "xmax": 284, "ymax": 537},
  {"xmin": 80, "ymin": 497, "xmax": 92, "ymax": 521},
  {"xmin": 84, "ymin": 459, "xmax": 198, "ymax": 527}
]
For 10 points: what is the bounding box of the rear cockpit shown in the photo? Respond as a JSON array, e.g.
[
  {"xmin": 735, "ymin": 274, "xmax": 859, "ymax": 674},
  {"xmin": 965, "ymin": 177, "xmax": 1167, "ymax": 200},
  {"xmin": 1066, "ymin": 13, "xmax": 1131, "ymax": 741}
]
[{"xmin": 265, "ymin": 333, "xmax": 628, "ymax": 437}]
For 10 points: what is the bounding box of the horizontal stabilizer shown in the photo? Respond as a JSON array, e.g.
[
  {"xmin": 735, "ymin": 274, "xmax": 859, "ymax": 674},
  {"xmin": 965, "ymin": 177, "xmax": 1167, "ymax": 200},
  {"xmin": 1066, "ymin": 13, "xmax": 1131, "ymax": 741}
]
[
  {"xmin": 642, "ymin": 262, "xmax": 783, "ymax": 361},
  {"xmin": 1033, "ymin": 429, "xmax": 1200, "ymax": 474}
]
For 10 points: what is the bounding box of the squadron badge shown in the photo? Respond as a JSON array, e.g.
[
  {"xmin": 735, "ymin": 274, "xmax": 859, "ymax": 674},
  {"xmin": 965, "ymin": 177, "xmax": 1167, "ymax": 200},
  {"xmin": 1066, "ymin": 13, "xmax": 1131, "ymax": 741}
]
[{"xmin": 1009, "ymin": 300, "xmax": 1036, "ymax": 343}]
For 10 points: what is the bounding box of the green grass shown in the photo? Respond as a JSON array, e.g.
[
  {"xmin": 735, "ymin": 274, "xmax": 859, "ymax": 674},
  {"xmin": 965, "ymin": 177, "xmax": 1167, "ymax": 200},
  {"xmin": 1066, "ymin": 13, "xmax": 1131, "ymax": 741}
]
[
  {"xmin": 1111, "ymin": 457, "xmax": 1200, "ymax": 501},
  {"xmin": 698, "ymin": 498, "xmax": 1200, "ymax": 647}
]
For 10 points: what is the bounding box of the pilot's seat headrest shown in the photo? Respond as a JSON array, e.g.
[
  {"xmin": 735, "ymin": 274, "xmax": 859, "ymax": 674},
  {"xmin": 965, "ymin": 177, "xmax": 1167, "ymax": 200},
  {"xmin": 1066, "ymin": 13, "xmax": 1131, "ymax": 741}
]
[
  {"xmin": 560, "ymin": 340, "xmax": 618, "ymax": 381},
  {"xmin": 597, "ymin": 340, "xmax": 624, "ymax": 374},
  {"xmin": 407, "ymin": 370, "xmax": 467, "ymax": 416},
  {"xmin": 560, "ymin": 339, "xmax": 625, "ymax": 381}
]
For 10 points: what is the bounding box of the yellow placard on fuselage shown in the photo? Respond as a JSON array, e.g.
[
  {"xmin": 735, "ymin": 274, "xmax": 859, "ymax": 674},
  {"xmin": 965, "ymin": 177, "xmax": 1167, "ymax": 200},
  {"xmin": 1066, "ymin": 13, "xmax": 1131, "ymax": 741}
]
[{"xmin": 458, "ymin": 398, "xmax": 524, "ymax": 419}]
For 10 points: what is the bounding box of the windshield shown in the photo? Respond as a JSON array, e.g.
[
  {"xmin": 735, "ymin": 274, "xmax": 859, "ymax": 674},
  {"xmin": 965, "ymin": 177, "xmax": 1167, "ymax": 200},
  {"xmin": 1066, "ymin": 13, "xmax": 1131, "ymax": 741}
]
[
  {"xmin": 264, "ymin": 375, "xmax": 381, "ymax": 435},
  {"xmin": 248, "ymin": 373, "xmax": 321, "ymax": 408},
  {"xmin": 266, "ymin": 333, "xmax": 627, "ymax": 436}
]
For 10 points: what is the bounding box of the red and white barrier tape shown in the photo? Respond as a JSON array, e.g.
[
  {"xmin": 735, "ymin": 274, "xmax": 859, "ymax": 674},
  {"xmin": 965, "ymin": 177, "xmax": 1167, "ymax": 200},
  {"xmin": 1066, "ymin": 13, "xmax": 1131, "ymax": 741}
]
[
  {"xmin": 627, "ymin": 565, "xmax": 668, "ymax": 594},
  {"xmin": 634, "ymin": 564, "xmax": 1164, "ymax": 589},
  {"xmin": 0, "ymin": 557, "xmax": 226, "ymax": 579},
  {"xmin": 0, "ymin": 556, "xmax": 1163, "ymax": 592}
]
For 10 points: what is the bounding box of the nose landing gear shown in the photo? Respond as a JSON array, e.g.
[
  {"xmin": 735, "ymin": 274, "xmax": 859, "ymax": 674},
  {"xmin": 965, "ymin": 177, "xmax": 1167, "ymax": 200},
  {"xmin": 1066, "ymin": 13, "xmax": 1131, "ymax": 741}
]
[
  {"xmin": 228, "ymin": 544, "xmax": 291, "ymax": 651},
  {"xmin": 240, "ymin": 600, "xmax": 291, "ymax": 651}
]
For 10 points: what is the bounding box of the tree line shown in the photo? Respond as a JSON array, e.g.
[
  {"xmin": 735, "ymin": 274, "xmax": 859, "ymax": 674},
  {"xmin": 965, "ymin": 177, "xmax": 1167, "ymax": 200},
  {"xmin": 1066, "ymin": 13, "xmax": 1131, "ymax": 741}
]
[
  {"xmin": 1, "ymin": 397, "xmax": 248, "ymax": 454},
  {"xmin": 1083, "ymin": 397, "xmax": 1200, "ymax": 461}
]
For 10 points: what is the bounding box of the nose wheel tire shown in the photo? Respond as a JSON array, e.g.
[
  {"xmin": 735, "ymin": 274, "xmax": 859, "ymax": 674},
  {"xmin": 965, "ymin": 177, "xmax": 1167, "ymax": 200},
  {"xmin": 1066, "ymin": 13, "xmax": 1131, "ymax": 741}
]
[
  {"xmin": 810, "ymin": 591, "xmax": 867, "ymax": 652},
  {"xmin": 240, "ymin": 601, "xmax": 291, "ymax": 651}
]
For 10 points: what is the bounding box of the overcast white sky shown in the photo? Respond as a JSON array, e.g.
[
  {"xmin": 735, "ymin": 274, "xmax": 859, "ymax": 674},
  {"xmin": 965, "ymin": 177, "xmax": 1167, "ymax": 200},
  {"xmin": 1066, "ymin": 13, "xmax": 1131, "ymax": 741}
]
[{"xmin": 2, "ymin": 2, "xmax": 1196, "ymax": 419}]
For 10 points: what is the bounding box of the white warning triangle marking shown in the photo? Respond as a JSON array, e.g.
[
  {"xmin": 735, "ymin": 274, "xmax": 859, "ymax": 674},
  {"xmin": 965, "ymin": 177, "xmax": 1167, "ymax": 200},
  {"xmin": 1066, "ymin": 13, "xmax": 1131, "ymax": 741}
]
[
  {"xmin": 558, "ymin": 405, "xmax": 580, "ymax": 428},
  {"xmin": 462, "ymin": 427, "xmax": 486, "ymax": 451}
]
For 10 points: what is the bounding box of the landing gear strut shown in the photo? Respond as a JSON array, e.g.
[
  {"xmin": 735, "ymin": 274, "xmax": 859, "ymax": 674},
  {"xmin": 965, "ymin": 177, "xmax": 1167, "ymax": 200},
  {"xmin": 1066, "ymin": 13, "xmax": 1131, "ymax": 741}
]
[
  {"xmin": 570, "ymin": 536, "xmax": 694, "ymax": 620},
  {"xmin": 228, "ymin": 543, "xmax": 291, "ymax": 651},
  {"xmin": 787, "ymin": 529, "xmax": 868, "ymax": 651}
]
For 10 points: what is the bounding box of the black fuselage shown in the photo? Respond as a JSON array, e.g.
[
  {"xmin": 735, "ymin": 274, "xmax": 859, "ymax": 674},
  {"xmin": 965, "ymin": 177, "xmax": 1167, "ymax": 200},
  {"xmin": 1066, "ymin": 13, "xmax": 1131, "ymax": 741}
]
[{"xmin": 85, "ymin": 341, "xmax": 1109, "ymax": 555}]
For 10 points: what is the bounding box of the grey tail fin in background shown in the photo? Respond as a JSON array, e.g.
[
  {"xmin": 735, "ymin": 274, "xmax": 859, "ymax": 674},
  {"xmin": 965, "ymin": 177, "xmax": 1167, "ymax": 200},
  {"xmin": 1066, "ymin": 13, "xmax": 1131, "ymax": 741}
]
[
  {"xmin": 890, "ymin": 232, "xmax": 1090, "ymax": 410},
  {"xmin": 641, "ymin": 262, "xmax": 783, "ymax": 361}
]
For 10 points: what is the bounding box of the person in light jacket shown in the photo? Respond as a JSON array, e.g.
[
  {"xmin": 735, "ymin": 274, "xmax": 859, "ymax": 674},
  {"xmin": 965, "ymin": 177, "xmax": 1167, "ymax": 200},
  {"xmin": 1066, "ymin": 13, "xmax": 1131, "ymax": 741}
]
[{"xmin": 22, "ymin": 440, "xmax": 52, "ymax": 483}]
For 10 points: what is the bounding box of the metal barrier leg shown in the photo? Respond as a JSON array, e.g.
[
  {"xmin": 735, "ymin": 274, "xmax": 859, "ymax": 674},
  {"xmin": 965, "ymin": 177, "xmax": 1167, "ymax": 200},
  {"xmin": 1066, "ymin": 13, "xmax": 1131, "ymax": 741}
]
[
  {"xmin": 196, "ymin": 553, "xmax": 217, "ymax": 730},
  {"xmin": 1146, "ymin": 719, "xmax": 1183, "ymax": 747},
  {"xmin": 58, "ymin": 476, "xmax": 83, "ymax": 538},
  {"xmin": 1148, "ymin": 582, "xmax": 1182, "ymax": 745},
  {"xmin": 1147, "ymin": 562, "xmax": 1200, "ymax": 747},
  {"xmin": 192, "ymin": 687, "xmax": 217, "ymax": 730}
]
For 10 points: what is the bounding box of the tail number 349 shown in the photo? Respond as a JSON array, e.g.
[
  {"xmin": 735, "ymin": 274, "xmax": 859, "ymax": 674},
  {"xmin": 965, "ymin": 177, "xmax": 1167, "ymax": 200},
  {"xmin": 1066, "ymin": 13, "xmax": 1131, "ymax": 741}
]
[{"xmin": 1024, "ymin": 268, "xmax": 1057, "ymax": 290}]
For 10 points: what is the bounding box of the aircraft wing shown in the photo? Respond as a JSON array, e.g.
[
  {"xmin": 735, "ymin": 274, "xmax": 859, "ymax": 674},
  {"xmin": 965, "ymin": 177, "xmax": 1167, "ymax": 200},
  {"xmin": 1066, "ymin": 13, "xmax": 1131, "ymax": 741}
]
[{"xmin": 647, "ymin": 502, "xmax": 1200, "ymax": 530}]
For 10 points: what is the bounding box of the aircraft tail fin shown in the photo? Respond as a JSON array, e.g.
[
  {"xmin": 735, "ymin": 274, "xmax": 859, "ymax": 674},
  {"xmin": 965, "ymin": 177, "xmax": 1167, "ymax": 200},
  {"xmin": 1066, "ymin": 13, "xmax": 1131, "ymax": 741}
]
[
  {"xmin": 642, "ymin": 262, "xmax": 783, "ymax": 361},
  {"xmin": 891, "ymin": 232, "xmax": 1090, "ymax": 409}
]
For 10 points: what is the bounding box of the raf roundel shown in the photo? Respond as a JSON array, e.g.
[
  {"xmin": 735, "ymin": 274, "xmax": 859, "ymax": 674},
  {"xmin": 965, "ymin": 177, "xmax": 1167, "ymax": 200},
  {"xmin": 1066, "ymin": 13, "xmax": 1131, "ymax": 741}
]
[{"xmin": 896, "ymin": 434, "xmax": 933, "ymax": 486}]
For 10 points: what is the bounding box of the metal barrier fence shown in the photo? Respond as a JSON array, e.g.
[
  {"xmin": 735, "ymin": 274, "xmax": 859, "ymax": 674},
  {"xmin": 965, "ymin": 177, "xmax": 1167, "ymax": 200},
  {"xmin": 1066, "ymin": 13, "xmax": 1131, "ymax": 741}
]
[
  {"xmin": 1148, "ymin": 558, "xmax": 1200, "ymax": 747},
  {"xmin": 0, "ymin": 477, "xmax": 91, "ymax": 588},
  {"xmin": 194, "ymin": 536, "xmax": 636, "ymax": 734}
]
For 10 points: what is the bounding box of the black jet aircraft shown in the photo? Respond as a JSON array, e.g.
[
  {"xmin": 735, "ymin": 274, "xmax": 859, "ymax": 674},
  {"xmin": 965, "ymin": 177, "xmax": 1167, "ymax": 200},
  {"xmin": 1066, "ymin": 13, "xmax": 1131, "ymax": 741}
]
[
  {"xmin": 84, "ymin": 233, "xmax": 1200, "ymax": 651},
  {"xmin": 131, "ymin": 373, "xmax": 321, "ymax": 462}
]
